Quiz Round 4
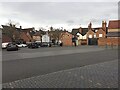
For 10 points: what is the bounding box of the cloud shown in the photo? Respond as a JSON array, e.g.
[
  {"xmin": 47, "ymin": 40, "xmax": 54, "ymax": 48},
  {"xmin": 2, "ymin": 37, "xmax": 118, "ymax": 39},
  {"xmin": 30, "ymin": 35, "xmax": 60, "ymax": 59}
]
[
  {"xmin": 0, "ymin": 2, "xmax": 118, "ymax": 31},
  {"xmin": 0, "ymin": 0, "xmax": 120, "ymax": 2}
]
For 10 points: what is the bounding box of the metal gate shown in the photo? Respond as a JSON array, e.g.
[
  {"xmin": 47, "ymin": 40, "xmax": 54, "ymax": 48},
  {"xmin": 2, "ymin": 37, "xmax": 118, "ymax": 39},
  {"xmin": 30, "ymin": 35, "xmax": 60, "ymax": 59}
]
[{"xmin": 88, "ymin": 38, "xmax": 98, "ymax": 45}]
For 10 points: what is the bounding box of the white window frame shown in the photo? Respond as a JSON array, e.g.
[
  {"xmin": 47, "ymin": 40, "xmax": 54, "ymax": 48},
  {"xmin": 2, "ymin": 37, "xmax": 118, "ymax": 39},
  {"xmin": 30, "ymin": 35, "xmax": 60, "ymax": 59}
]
[
  {"xmin": 99, "ymin": 34, "xmax": 103, "ymax": 37},
  {"xmin": 89, "ymin": 35, "xmax": 92, "ymax": 38},
  {"xmin": 94, "ymin": 34, "xmax": 96, "ymax": 38}
]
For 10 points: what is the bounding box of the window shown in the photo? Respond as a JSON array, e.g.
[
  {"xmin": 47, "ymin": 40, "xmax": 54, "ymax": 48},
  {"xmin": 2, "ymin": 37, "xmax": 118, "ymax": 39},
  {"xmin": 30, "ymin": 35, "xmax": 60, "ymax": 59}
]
[
  {"xmin": 94, "ymin": 34, "xmax": 96, "ymax": 38},
  {"xmin": 99, "ymin": 34, "xmax": 103, "ymax": 37},
  {"xmin": 95, "ymin": 30, "xmax": 98, "ymax": 32},
  {"xmin": 89, "ymin": 35, "xmax": 92, "ymax": 38}
]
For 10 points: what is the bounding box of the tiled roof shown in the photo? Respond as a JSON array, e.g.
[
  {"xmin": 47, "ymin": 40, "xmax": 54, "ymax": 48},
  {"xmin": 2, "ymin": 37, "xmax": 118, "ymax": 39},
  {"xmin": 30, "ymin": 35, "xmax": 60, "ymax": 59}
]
[
  {"xmin": 108, "ymin": 20, "xmax": 120, "ymax": 29},
  {"xmin": 71, "ymin": 28, "xmax": 88, "ymax": 36},
  {"xmin": 71, "ymin": 29, "xmax": 79, "ymax": 35},
  {"xmin": 106, "ymin": 32, "xmax": 120, "ymax": 37},
  {"xmin": 33, "ymin": 32, "xmax": 41, "ymax": 36}
]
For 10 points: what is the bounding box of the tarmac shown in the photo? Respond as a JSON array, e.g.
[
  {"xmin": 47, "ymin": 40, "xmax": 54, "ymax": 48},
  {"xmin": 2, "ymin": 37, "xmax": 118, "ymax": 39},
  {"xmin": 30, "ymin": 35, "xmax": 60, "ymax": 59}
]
[{"xmin": 2, "ymin": 59, "xmax": 118, "ymax": 88}]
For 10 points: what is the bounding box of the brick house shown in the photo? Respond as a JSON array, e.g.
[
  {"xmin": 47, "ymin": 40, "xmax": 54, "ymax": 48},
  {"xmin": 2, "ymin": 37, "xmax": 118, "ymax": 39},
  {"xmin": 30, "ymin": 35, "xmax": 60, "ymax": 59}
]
[
  {"xmin": 106, "ymin": 20, "xmax": 120, "ymax": 46},
  {"xmin": 86, "ymin": 21, "xmax": 107, "ymax": 45},
  {"xmin": 17, "ymin": 27, "xmax": 34, "ymax": 42},
  {"xmin": 2, "ymin": 25, "xmax": 34, "ymax": 43},
  {"xmin": 72, "ymin": 27, "xmax": 88, "ymax": 45},
  {"xmin": 32, "ymin": 31, "xmax": 42, "ymax": 42},
  {"xmin": 60, "ymin": 31, "xmax": 73, "ymax": 46},
  {"xmin": 86, "ymin": 22, "xmax": 96, "ymax": 45},
  {"xmin": 96, "ymin": 21, "xmax": 107, "ymax": 46}
]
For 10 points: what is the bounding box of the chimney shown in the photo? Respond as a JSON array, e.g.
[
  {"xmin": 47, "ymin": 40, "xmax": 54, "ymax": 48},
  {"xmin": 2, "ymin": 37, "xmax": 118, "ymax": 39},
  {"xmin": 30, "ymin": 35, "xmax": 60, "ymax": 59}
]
[
  {"xmin": 79, "ymin": 27, "xmax": 82, "ymax": 33},
  {"xmin": 88, "ymin": 22, "xmax": 92, "ymax": 30},
  {"xmin": 20, "ymin": 26, "xmax": 22, "ymax": 29},
  {"xmin": 102, "ymin": 21, "xmax": 107, "ymax": 32}
]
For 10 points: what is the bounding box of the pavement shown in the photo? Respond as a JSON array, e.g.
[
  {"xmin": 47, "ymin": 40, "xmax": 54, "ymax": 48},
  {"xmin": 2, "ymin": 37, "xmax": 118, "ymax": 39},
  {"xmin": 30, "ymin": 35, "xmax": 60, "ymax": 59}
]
[{"xmin": 2, "ymin": 60, "xmax": 118, "ymax": 88}]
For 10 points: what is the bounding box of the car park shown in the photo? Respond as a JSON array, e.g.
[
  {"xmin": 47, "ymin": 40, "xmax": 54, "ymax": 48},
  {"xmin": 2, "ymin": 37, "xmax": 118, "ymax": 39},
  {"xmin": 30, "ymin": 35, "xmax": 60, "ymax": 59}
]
[{"xmin": 6, "ymin": 43, "xmax": 19, "ymax": 51}]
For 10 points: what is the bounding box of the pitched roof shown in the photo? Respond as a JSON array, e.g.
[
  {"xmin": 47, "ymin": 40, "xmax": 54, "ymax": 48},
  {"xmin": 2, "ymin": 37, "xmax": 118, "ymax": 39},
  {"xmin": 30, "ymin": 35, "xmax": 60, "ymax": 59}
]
[
  {"xmin": 108, "ymin": 20, "xmax": 120, "ymax": 29},
  {"xmin": 71, "ymin": 28, "xmax": 88, "ymax": 36},
  {"xmin": 71, "ymin": 29, "xmax": 79, "ymax": 35},
  {"xmin": 107, "ymin": 32, "xmax": 120, "ymax": 37},
  {"xmin": 33, "ymin": 31, "xmax": 41, "ymax": 36}
]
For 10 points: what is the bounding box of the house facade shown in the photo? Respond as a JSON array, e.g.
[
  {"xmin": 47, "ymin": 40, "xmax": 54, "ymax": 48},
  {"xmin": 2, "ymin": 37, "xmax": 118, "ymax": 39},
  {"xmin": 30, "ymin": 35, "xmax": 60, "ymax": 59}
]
[
  {"xmin": 72, "ymin": 27, "xmax": 88, "ymax": 45},
  {"xmin": 42, "ymin": 32, "xmax": 50, "ymax": 43},
  {"xmin": 18, "ymin": 27, "xmax": 34, "ymax": 42},
  {"xmin": 32, "ymin": 31, "xmax": 42, "ymax": 42},
  {"xmin": 86, "ymin": 21, "xmax": 107, "ymax": 45},
  {"xmin": 2, "ymin": 25, "xmax": 34, "ymax": 43},
  {"xmin": 106, "ymin": 20, "xmax": 120, "ymax": 45}
]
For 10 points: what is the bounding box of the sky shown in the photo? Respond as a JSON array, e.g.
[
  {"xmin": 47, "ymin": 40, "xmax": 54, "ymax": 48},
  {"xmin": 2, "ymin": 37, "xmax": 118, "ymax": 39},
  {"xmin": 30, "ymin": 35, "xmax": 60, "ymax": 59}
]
[{"xmin": 0, "ymin": 0, "xmax": 119, "ymax": 31}]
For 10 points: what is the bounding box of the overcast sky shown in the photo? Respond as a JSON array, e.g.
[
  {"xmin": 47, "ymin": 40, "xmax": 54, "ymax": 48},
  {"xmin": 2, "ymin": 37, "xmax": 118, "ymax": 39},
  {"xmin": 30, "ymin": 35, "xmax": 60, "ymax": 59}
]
[{"xmin": 0, "ymin": 1, "xmax": 119, "ymax": 31}]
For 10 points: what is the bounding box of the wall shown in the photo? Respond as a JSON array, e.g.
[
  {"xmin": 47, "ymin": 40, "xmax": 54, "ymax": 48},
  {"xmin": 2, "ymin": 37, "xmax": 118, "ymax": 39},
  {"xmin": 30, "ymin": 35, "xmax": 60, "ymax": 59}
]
[
  {"xmin": 106, "ymin": 37, "xmax": 120, "ymax": 46},
  {"xmin": 108, "ymin": 29, "xmax": 120, "ymax": 32},
  {"xmin": 61, "ymin": 32, "xmax": 73, "ymax": 46},
  {"xmin": 86, "ymin": 30, "xmax": 94, "ymax": 38},
  {"xmin": 98, "ymin": 37, "xmax": 120, "ymax": 46},
  {"xmin": 20, "ymin": 32, "xmax": 32, "ymax": 42},
  {"xmin": 33, "ymin": 36, "xmax": 41, "ymax": 41},
  {"xmin": 96, "ymin": 29, "xmax": 106, "ymax": 38}
]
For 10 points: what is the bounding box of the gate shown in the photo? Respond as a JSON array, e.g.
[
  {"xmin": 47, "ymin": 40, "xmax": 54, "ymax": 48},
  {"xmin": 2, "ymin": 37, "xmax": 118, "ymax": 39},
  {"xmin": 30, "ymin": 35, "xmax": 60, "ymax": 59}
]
[{"xmin": 88, "ymin": 38, "xmax": 98, "ymax": 45}]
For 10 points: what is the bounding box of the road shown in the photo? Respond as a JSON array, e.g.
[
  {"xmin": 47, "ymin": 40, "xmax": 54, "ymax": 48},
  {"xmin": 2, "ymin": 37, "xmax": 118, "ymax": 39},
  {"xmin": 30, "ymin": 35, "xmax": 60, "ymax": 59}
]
[{"xmin": 2, "ymin": 46, "xmax": 118, "ymax": 83}]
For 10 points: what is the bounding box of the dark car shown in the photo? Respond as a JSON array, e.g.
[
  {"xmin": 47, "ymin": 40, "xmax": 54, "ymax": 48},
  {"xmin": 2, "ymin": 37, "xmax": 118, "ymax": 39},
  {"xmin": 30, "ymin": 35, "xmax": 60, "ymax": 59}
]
[
  {"xmin": 28, "ymin": 42, "xmax": 39, "ymax": 49},
  {"xmin": 6, "ymin": 43, "xmax": 19, "ymax": 51},
  {"xmin": 40, "ymin": 42, "xmax": 49, "ymax": 47}
]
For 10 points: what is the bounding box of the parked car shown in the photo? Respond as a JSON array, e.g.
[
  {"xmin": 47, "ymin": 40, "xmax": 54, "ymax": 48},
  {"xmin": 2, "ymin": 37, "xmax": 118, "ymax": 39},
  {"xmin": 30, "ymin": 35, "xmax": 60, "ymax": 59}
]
[
  {"xmin": 2, "ymin": 42, "xmax": 9, "ymax": 49},
  {"xmin": 17, "ymin": 43, "xmax": 27, "ymax": 48},
  {"xmin": 28, "ymin": 42, "xmax": 39, "ymax": 49},
  {"xmin": 6, "ymin": 43, "xmax": 19, "ymax": 51},
  {"xmin": 40, "ymin": 42, "xmax": 49, "ymax": 47}
]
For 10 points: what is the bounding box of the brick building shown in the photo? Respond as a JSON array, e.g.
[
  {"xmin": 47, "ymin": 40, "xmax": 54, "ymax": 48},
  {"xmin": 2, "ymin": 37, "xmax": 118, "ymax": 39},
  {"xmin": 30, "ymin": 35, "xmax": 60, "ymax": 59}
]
[
  {"xmin": 32, "ymin": 31, "xmax": 42, "ymax": 42},
  {"xmin": 86, "ymin": 21, "xmax": 107, "ymax": 45},
  {"xmin": 72, "ymin": 27, "xmax": 88, "ymax": 45},
  {"xmin": 19, "ymin": 27, "xmax": 34, "ymax": 42},
  {"xmin": 60, "ymin": 31, "xmax": 73, "ymax": 46},
  {"xmin": 106, "ymin": 20, "xmax": 120, "ymax": 46},
  {"xmin": 2, "ymin": 25, "xmax": 34, "ymax": 43}
]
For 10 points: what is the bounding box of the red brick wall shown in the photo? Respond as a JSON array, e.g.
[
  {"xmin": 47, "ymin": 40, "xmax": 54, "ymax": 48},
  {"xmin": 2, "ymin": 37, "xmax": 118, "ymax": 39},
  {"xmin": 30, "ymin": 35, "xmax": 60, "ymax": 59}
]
[
  {"xmin": 86, "ymin": 30, "xmax": 94, "ymax": 38},
  {"xmin": 20, "ymin": 32, "xmax": 33, "ymax": 42},
  {"xmin": 98, "ymin": 37, "xmax": 120, "ymax": 46},
  {"xmin": 98, "ymin": 38, "xmax": 107, "ymax": 46},
  {"xmin": 106, "ymin": 37, "xmax": 120, "ymax": 46},
  {"xmin": 96, "ymin": 29, "xmax": 106, "ymax": 38},
  {"xmin": 60, "ymin": 32, "xmax": 73, "ymax": 46}
]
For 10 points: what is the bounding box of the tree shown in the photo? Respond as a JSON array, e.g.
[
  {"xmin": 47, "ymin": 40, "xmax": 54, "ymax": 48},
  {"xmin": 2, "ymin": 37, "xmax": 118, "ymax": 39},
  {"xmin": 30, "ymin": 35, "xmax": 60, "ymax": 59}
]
[
  {"xmin": 2, "ymin": 20, "xmax": 20, "ymax": 42},
  {"xmin": 48, "ymin": 28, "xmax": 63, "ymax": 44}
]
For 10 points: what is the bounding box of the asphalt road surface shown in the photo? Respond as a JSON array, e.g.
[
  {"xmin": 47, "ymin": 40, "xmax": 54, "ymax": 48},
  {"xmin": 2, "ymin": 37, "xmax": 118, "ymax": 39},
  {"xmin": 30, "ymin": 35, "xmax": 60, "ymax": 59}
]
[{"xmin": 2, "ymin": 46, "xmax": 118, "ymax": 83}]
